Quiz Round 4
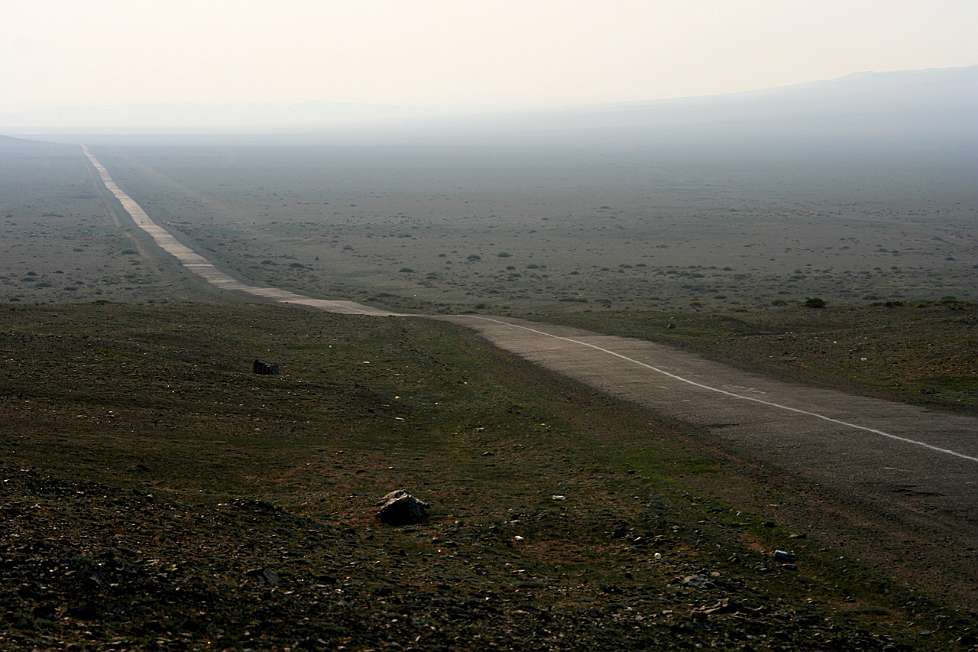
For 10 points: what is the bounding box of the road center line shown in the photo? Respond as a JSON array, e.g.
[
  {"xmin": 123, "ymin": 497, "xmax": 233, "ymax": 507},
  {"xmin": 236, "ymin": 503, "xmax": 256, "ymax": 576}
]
[{"xmin": 465, "ymin": 316, "xmax": 978, "ymax": 464}]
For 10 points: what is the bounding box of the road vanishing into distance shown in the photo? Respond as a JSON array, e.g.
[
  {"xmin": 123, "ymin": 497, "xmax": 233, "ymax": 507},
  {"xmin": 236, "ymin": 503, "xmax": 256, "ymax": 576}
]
[{"xmin": 84, "ymin": 145, "xmax": 978, "ymax": 601}]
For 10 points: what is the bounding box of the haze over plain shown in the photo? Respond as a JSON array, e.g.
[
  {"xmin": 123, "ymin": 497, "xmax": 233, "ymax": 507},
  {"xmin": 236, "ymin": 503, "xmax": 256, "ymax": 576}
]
[{"xmin": 4, "ymin": 0, "xmax": 978, "ymax": 133}]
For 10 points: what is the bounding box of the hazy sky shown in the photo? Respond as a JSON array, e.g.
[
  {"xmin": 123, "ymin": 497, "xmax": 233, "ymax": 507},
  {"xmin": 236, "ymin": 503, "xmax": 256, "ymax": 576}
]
[{"xmin": 3, "ymin": 0, "xmax": 977, "ymax": 127}]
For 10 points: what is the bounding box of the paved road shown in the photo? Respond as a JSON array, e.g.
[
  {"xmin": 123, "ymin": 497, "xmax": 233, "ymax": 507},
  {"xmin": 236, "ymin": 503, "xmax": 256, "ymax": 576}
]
[
  {"xmin": 84, "ymin": 147, "xmax": 396, "ymax": 317},
  {"xmin": 442, "ymin": 315, "xmax": 978, "ymax": 520},
  {"xmin": 85, "ymin": 146, "xmax": 978, "ymax": 594}
]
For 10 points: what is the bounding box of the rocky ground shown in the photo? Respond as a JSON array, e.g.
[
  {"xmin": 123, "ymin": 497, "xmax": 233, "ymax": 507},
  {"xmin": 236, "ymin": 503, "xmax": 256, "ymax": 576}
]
[
  {"xmin": 1, "ymin": 302, "xmax": 976, "ymax": 649},
  {"xmin": 3, "ymin": 464, "xmax": 928, "ymax": 650}
]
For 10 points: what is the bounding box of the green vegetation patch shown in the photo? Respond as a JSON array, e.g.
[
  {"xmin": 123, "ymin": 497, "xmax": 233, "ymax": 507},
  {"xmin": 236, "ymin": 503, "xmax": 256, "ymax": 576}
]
[{"xmin": 0, "ymin": 302, "xmax": 972, "ymax": 649}]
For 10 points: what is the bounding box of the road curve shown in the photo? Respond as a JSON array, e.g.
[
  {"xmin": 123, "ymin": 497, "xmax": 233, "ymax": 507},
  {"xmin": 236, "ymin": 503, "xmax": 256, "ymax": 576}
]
[{"xmin": 84, "ymin": 145, "xmax": 978, "ymax": 595}]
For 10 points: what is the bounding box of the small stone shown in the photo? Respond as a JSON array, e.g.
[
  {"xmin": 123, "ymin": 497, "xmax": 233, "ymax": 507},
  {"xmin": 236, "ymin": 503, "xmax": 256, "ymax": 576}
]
[
  {"xmin": 252, "ymin": 359, "xmax": 280, "ymax": 375},
  {"xmin": 376, "ymin": 490, "xmax": 430, "ymax": 526},
  {"xmin": 67, "ymin": 603, "xmax": 98, "ymax": 620},
  {"xmin": 245, "ymin": 567, "xmax": 281, "ymax": 586},
  {"xmin": 773, "ymin": 549, "xmax": 796, "ymax": 563},
  {"xmin": 681, "ymin": 574, "xmax": 713, "ymax": 589}
]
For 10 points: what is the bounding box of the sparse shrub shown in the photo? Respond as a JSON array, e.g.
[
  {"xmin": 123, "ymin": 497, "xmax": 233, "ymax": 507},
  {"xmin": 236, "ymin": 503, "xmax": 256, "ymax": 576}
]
[{"xmin": 804, "ymin": 297, "xmax": 826, "ymax": 309}]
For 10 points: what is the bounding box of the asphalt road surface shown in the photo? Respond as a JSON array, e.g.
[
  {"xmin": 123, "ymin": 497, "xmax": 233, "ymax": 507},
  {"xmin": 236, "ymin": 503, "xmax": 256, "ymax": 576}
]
[{"xmin": 84, "ymin": 146, "xmax": 978, "ymax": 603}]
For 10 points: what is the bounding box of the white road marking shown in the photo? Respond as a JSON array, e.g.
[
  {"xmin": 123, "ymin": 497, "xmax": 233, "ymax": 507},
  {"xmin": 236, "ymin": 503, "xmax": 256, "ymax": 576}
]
[
  {"xmin": 82, "ymin": 145, "xmax": 978, "ymax": 465},
  {"xmin": 466, "ymin": 316, "xmax": 978, "ymax": 464}
]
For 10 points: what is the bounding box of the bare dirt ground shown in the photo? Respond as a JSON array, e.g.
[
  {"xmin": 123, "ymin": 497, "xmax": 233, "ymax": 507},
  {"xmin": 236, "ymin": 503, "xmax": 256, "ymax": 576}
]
[
  {"xmin": 2, "ymin": 302, "xmax": 976, "ymax": 649},
  {"xmin": 0, "ymin": 140, "xmax": 213, "ymax": 304}
]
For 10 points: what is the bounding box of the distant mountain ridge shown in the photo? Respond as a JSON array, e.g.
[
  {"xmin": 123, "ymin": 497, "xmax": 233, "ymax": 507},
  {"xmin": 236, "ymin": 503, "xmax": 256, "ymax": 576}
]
[
  {"xmin": 3, "ymin": 65, "xmax": 976, "ymax": 150},
  {"xmin": 359, "ymin": 65, "xmax": 978, "ymax": 148},
  {"xmin": 0, "ymin": 134, "xmax": 60, "ymax": 147}
]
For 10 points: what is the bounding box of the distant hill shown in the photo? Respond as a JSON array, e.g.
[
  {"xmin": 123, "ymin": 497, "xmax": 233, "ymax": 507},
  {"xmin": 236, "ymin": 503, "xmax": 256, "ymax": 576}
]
[
  {"xmin": 0, "ymin": 134, "xmax": 55, "ymax": 147},
  {"xmin": 5, "ymin": 66, "xmax": 975, "ymax": 152},
  {"xmin": 336, "ymin": 65, "xmax": 978, "ymax": 150}
]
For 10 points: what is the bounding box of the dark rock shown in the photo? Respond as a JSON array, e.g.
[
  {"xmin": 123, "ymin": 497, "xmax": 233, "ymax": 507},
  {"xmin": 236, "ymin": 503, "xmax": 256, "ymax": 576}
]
[
  {"xmin": 32, "ymin": 604, "xmax": 56, "ymax": 620},
  {"xmin": 377, "ymin": 490, "xmax": 430, "ymax": 526},
  {"xmin": 253, "ymin": 359, "xmax": 280, "ymax": 375},
  {"xmin": 66, "ymin": 603, "xmax": 98, "ymax": 620},
  {"xmin": 681, "ymin": 574, "xmax": 714, "ymax": 589},
  {"xmin": 245, "ymin": 567, "xmax": 280, "ymax": 586},
  {"xmin": 773, "ymin": 549, "xmax": 796, "ymax": 563}
]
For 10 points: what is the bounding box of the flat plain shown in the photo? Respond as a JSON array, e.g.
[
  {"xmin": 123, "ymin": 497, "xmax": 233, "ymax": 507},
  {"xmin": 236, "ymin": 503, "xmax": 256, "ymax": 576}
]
[
  {"xmin": 0, "ymin": 139, "xmax": 211, "ymax": 304},
  {"xmin": 88, "ymin": 141, "xmax": 978, "ymax": 313},
  {"xmin": 74, "ymin": 140, "xmax": 976, "ymax": 412}
]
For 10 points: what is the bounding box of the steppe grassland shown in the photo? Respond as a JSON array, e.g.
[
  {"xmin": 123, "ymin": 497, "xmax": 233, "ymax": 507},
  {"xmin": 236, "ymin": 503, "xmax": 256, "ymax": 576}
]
[{"xmin": 94, "ymin": 144, "xmax": 978, "ymax": 313}]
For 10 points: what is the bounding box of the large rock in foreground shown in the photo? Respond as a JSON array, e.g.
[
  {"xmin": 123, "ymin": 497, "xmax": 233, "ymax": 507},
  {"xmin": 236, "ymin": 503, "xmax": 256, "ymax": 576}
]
[{"xmin": 376, "ymin": 490, "xmax": 430, "ymax": 525}]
